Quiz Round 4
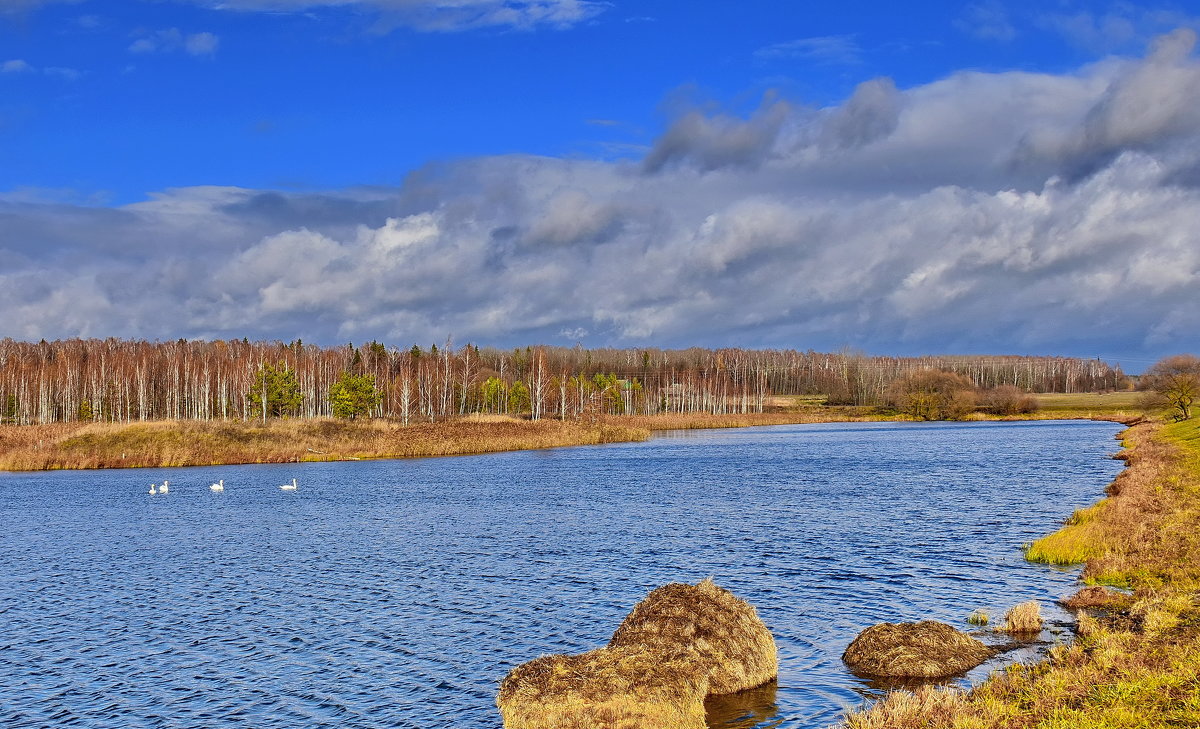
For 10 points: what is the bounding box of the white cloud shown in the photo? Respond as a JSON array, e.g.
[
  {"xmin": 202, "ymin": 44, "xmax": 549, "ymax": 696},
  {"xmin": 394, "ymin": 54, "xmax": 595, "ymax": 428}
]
[
  {"xmin": 183, "ymin": 0, "xmax": 606, "ymax": 32},
  {"xmin": 756, "ymin": 35, "xmax": 862, "ymax": 65},
  {"xmin": 1040, "ymin": 4, "xmax": 1200, "ymax": 52},
  {"xmin": 129, "ymin": 28, "xmax": 220, "ymax": 56},
  {"xmin": 2, "ymin": 31, "xmax": 1200, "ymax": 358},
  {"xmin": 1, "ymin": 59, "xmax": 82, "ymax": 80},
  {"xmin": 957, "ymin": 1, "xmax": 1017, "ymax": 42}
]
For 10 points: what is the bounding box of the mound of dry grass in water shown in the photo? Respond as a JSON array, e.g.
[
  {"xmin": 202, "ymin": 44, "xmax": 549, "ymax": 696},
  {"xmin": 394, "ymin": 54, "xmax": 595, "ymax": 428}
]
[
  {"xmin": 497, "ymin": 579, "xmax": 777, "ymax": 729},
  {"xmin": 841, "ymin": 419, "xmax": 1200, "ymax": 729},
  {"xmin": 999, "ymin": 601, "xmax": 1043, "ymax": 635},
  {"xmin": 0, "ymin": 417, "xmax": 648, "ymax": 470},
  {"xmin": 842, "ymin": 621, "xmax": 994, "ymax": 678}
]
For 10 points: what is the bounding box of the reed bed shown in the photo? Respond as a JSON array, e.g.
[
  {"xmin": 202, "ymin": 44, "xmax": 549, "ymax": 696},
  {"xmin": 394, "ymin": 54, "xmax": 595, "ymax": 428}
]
[
  {"xmin": 596, "ymin": 410, "xmax": 877, "ymax": 432},
  {"xmin": 841, "ymin": 418, "xmax": 1200, "ymax": 729},
  {"xmin": 0, "ymin": 418, "xmax": 648, "ymax": 470}
]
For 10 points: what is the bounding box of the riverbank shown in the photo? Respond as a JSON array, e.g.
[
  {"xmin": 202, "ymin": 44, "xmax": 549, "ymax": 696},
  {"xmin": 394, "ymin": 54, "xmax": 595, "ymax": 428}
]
[
  {"xmin": 0, "ymin": 395, "xmax": 1143, "ymax": 471},
  {"xmin": 843, "ymin": 416, "xmax": 1200, "ymax": 728},
  {"xmin": 0, "ymin": 417, "xmax": 649, "ymax": 470}
]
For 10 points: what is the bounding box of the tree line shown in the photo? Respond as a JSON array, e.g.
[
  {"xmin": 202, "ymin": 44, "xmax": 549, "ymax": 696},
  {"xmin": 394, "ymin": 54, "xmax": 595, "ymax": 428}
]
[{"xmin": 0, "ymin": 338, "xmax": 1128, "ymax": 425}]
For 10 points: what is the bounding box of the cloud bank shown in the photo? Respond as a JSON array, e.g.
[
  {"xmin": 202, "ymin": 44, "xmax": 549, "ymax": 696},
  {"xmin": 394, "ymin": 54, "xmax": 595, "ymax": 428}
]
[{"xmin": 2, "ymin": 31, "xmax": 1198, "ymax": 358}]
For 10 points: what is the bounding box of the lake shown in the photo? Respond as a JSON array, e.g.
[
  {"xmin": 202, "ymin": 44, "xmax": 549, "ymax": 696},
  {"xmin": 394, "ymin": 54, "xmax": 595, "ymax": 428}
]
[{"xmin": 0, "ymin": 419, "xmax": 1125, "ymax": 728}]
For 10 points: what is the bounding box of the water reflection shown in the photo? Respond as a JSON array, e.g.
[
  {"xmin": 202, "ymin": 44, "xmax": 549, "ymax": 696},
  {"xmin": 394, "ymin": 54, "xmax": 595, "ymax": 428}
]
[{"xmin": 706, "ymin": 681, "xmax": 781, "ymax": 728}]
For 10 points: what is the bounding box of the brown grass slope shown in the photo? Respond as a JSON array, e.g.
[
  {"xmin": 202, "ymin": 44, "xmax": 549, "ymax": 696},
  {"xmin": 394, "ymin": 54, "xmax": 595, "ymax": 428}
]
[
  {"xmin": 0, "ymin": 417, "xmax": 648, "ymax": 470},
  {"xmin": 497, "ymin": 579, "xmax": 777, "ymax": 729}
]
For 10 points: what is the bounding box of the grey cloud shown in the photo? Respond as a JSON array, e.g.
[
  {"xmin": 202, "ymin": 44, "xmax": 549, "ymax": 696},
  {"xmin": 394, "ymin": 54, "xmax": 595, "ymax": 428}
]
[
  {"xmin": 821, "ymin": 77, "xmax": 901, "ymax": 149},
  {"xmin": 2, "ymin": 32, "xmax": 1199, "ymax": 359},
  {"xmin": 642, "ymin": 99, "xmax": 792, "ymax": 174},
  {"xmin": 1015, "ymin": 28, "xmax": 1200, "ymax": 179}
]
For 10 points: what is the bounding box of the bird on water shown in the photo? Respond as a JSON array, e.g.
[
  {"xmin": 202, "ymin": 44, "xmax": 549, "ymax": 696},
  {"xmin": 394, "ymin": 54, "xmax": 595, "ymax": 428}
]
[
  {"xmin": 280, "ymin": 478, "xmax": 298, "ymax": 491},
  {"xmin": 210, "ymin": 479, "xmax": 224, "ymax": 492}
]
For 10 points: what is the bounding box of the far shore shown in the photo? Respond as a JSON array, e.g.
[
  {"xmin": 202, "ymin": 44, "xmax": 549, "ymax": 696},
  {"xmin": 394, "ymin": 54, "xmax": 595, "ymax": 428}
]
[{"xmin": 0, "ymin": 393, "xmax": 1144, "ymax": 472}]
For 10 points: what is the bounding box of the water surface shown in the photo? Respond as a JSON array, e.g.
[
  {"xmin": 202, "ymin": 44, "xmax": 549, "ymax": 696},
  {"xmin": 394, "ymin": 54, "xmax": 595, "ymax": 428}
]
[{"xmin": 0, "ymin": 420, "xmax": 1124, "ymax": 728}]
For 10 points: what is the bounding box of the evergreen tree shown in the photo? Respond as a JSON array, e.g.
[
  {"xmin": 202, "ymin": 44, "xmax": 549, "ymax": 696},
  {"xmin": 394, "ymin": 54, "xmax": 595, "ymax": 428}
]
[
  {"xmin": 248, "ymin": 362, "xmax": 303, "ymax": 421},
  {"xmin": 328, "ymin": 372, "xmax": 381, "ymax": 420}
]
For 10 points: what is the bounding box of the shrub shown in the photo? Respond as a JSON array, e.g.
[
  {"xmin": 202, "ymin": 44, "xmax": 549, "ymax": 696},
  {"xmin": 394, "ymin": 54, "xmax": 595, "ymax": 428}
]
[
  {"xmin": 886, "ymin": 370, "xmax": 976, "ymax": 420},
  {"xmin": 979, "ymin": 385, "xmax": 1040, "ymax": 415}
]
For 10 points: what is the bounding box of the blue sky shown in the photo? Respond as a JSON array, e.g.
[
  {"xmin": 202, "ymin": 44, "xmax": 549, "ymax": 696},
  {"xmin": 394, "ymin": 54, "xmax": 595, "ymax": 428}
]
[
  {"xmin": 1, "ymin": 1, "xmax": 1199, "ymax": 366},
  {"xmin": 3, "ymin": 0, "xmax": 1182, "ymax": 202}
]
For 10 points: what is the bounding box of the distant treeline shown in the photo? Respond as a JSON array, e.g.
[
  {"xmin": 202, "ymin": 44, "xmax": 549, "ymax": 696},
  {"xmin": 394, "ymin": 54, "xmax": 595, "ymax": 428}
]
[{"xmin": 0, "ymin": 338, "xmax": 1126, "ymax": 424}]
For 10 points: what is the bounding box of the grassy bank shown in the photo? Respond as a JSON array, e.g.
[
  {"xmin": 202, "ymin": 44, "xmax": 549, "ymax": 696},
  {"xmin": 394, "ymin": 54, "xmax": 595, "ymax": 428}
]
[
  {"xmin": 0, "ymin": 395, "xmax": 1146, "ymax": 471},
  {"xmin": 843, "ymin": 417, "xmax": 1200, "ymax": 729},
  {"xmin": 0, "ymin": 416, "xmax": 648, "ymax": 470}
]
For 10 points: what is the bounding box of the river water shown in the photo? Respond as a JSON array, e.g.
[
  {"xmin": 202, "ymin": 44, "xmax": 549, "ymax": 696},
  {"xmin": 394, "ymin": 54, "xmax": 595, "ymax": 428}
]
[{"xmin": 0, "ymin": 420, "xmax": 1124, "ymax": 728}]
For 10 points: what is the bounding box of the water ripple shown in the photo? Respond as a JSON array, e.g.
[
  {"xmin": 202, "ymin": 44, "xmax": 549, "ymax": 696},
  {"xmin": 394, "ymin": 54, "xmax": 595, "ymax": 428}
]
[{"xmin": 0, "ymin": 420, "xmax": 1123, "ymax": 728}]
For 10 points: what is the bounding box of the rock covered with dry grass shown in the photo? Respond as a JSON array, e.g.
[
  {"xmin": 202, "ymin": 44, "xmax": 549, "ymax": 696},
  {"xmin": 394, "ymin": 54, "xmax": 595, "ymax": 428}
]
[
  {"xmin": 496, "ymin": 645, "xmax": 710, "ymax": 729},
  {"xmin": 608, "ymin": 578, "xmax": 778, "ymax": 694},
  {"xmin": 842, "ymin": 621, "xmax": 993, "ymax": 678},
  {"xmin": 497, "ymin": 579, "xmax": 777, "ymax": 729}
]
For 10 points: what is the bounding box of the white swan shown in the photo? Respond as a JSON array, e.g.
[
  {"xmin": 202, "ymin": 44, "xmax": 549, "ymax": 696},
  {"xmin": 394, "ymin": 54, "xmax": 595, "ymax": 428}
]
[
  {"xmin": 280, "ymin": 478, "xmax": 297, "ymax": 491},
  {"xmin": 159, "ymin": 480, "xmax": 169, "ymax": 494},
  {"xmin": 210, "ymin": 479, "xmax": 224, "ymax": 492},
  {"xmin": 148, "ymin": 483, "xmax": 157, "ymax": 495}
]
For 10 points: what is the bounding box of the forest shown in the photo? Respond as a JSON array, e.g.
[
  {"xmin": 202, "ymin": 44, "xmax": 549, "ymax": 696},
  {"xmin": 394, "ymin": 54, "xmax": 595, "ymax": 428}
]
[{"xmin": 0, "ymin": 338, "xmax": 1127, "ymax": 425}]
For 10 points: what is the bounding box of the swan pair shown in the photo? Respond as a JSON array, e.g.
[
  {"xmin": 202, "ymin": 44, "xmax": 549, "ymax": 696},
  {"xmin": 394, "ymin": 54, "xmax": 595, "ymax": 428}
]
[{"xmin": 148, "ymin": 480, "xmax": 169, "ymax": 495}]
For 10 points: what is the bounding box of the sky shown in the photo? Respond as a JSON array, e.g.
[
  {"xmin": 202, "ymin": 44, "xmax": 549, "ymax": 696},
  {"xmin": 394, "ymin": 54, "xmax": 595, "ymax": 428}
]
[{"xmin": 1, "ymin": 0, "xmax": 1198, "ymax": 368}]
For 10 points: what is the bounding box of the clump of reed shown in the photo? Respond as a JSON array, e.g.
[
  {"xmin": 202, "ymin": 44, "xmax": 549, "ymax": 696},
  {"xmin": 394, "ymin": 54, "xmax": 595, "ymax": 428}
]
[
  {"xmin": 999, "ymin": 601, "xmax": 1043, "ymax": 635},
  {"xmin": 497, "ymin": 579, "xmax": 777, "ymax": 729},
  {"xmin": 843, "ymin": 684, "xmax": 968, "ymax": 729},
  {"xmin": 842, "ymin": 621, "xmax": 993, "ymax": 678},
  {"xmin": 966, "ymin": 609, "xmax": 989, "ymax": 626},
  {"xmin": 0, "ymin": 417, "xmax": 650, "ymax": 471}
]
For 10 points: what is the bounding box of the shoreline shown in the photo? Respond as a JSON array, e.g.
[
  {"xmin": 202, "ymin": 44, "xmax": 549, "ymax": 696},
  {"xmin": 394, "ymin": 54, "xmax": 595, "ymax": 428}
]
[
  {"xmin": 0, "ymin": 407, "xmax": 1143, "ymax": 472},
  {"xmin": 843, "ymin": 416, "xmax": 1200, "ymax": 728}
]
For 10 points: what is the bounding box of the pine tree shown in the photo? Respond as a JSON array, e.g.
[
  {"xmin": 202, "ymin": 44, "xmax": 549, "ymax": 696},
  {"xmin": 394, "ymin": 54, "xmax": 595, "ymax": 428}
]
[{"xmin": 328, "ymin": 372, "xmax": 381, "ymax": 420}]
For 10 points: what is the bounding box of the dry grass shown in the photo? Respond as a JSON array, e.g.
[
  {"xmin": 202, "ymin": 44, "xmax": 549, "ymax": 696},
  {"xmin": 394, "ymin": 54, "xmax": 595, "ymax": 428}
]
[
  {"xmin": 842, "ymin": 621, "xmax": 994, "ymax": 678},
  {"xmin": 608, "ymin": 578, "xmax": 778, "ymax": 695},
  {"xmin": 839, "ymin": 417, "xmax": 1200, "ymax": 729},
  {"xmin": 497, "ymin": 579, "xmax": 776, "ymax": 729},
  {"xmin": 0, "ymin": 417, "xmax": 648, "ymax": 470},
  {"xmin": 999, "ymin": 601, "xmax": 1043, "ymax": 635}
]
